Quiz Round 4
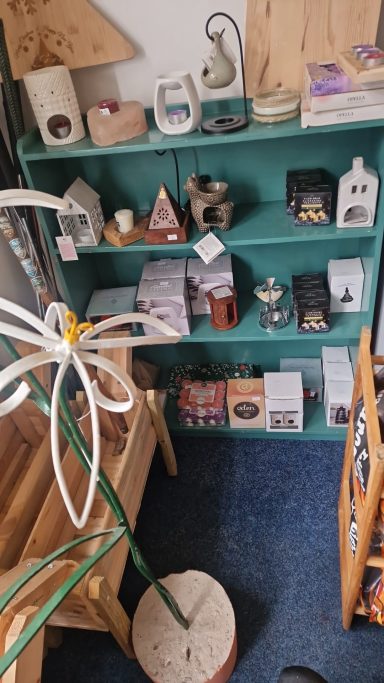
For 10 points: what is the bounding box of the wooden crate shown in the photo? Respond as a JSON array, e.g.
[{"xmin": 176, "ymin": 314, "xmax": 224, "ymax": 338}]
[
  {"xmin": 338, "ymin": 326, "xmax": 384, "ymax": 629},
  {"xmin": 0, "ymin": 401, "xmax": 58, "ymax": 575},
  {"xmin": 0, "ymin": 384, "xmax": 177, "ymax": 678}
]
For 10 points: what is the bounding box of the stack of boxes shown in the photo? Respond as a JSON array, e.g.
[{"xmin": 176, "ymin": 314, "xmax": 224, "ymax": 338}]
[
  {"xmin": 136, "ymin": 257, "xmax": 191, "ymax": 336},
  {"xmin": 186, "ymin": 254, "xmax": 233, "ymax": 315},
  {"xmin": 291, "ymin": 272, "xmax": 330, "ymax": 334},
  {"xmin": 177, "ymin": 379, "xmax": 227, "ymax": 427},
  {"xmin": 286, "ymin": 168, "xmax": 332, "ymax": 225},
  {"xmin": 322, "ymin": 346, "xmax": 354, "ymax": 427}
]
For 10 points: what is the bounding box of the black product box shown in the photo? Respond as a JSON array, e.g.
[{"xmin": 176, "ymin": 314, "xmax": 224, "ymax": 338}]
[
  {"xmin": 292, "ymin": 272, "xmax": 324, "ymax": 287},
  {"xmin": 294, "ymin": 185, "xmax": 332, "ymax": 225},
  {"xmin": 294, "ymin": 288, "xmax": 327, "ymax": 310},
  {"xmin": 295, "ymin": 293, "xmax": 330, "ymax": 334},
  {"xmin": 286, "ymin": 169, "xmax": 324, "ymax": 214}
]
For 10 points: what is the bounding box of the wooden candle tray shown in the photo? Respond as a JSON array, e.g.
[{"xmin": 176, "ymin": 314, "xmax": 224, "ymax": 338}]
[
  {"xmin": 103, "ymin": 215, "xmax": 150, "ymax": 247},
  {"xmin": 144, "ymin": 209, "xmax": 190, "ymax": 245},
  {"xmin": 338, "ymin": 51, "xmax": 384, "ymax": 84}
]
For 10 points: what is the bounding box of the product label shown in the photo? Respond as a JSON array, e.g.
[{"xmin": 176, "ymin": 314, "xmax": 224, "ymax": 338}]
[{"xmin": 233, "ymin": 401, "xmax": 260, "ymax": 420}]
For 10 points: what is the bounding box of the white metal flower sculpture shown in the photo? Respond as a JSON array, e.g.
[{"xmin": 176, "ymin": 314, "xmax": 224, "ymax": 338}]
[{"xmin": 0, "ymin": 296, "xmax": 180, "ymax": 529}]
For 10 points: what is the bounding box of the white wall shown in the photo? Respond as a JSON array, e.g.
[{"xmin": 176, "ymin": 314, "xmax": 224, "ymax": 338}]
[{"xmin": 70, "ymin": 0, "xmax": 246, "ymax": 112}]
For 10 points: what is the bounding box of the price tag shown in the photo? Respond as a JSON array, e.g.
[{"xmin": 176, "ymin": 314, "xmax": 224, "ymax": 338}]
[
  {"xmin": 193, "ymin": 232, "xmax": 225, "ymax": 264},
  {"xmin": 56, "ymin": 236, "xmax": 78, "ymax": 261}
]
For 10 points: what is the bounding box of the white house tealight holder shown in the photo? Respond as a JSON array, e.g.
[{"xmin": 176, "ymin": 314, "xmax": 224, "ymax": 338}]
[
  {"xmin": 336, "ymin": 157, "xmax": 379, "ymax": 228},
  {"xmin": 57, "ymin": 177, "xmax": 105, "ymax": 247}
]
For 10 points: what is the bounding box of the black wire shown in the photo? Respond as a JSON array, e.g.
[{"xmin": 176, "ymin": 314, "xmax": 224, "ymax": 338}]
[{"xmin": 155, "ymin": 149, "xmax": 180, "ymax": 205}]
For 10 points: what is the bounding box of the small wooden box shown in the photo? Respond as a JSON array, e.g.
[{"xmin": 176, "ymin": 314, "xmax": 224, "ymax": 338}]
[{"xmin": 144, "ymin": 209, "xmax": 190, "ymax": 245}]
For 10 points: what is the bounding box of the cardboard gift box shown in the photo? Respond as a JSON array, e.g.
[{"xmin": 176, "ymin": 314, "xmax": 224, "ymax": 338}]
[
  {"xmin": 186, "ymin": 254, "xmax": 233, "ymax": 315},
  {"xmin": 324, "ymin": 379, "xmax": 354, "ymax": 427},
  {"xmin": 323, "ymin": 360, "xmax": 354, "ymax": 393},
  {"xmin": 141, "ymin": 257, "xmax": 187, "ymax": 280},
  {"xmin": 322, "ymin": 346, "xmax": 350, "ymax": 364},
  {"xmin": 264, "ymin": 372, "xmax": 303, "ymax": 432},
  {"xmin": 280, "ymin": 358, "xmax": 323, "ymax": 402},
  {"xmin": 328, "ymin": 257, "xmax": 364, "ymax": 313},
  {"xmin": 85, "ymin": 286, "xmax": 137, "ymax": 330},
  {"xmin": 227, "ymin": 378, "xmax": 265, "ymax": 428},
  {"xmin": 136, "ymin": 277, "xmax": 191, "ymax": 336}
]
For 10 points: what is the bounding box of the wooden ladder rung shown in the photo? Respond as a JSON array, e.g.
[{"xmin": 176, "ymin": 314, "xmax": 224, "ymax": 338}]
[{"xmin": 365, "ymin": 555, "xmax": 384, "ymax": 568}]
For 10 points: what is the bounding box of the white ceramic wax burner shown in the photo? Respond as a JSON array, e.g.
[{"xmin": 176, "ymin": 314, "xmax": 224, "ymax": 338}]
[
  {"xmin": 336, "ymin": 157, "xmax": 379, "ymax": 228},
  {"xmin": 154, "ymin": 71, "xmax": 202, "ymax": 135}
]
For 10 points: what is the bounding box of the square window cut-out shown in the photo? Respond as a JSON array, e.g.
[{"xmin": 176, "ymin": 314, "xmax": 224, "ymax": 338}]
[
  {"xmin": 351, "ymin": 185, "xmax": 357, "ymax": 194},
  {"xmin": 361, "ymin": 185, "xmax": 367, "ymax": 193}
]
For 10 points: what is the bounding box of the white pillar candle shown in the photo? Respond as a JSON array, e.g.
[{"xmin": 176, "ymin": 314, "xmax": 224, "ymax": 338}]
[{"xmin": 114, "ymin": 208, "xmax": 134, "ymax": 233}]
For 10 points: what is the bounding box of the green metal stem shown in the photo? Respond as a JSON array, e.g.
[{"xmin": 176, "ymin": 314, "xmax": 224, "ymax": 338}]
[
  {"xmin": 0, "ymin": 335, "xmax": 189, "ymax": 630},
  {"xmin": 0, "ymin": 527, "xmax": 125, "ymax": 614},
  {"xmin": 0, "ymin": 526, "xmax": 126, "ymax": 678}
]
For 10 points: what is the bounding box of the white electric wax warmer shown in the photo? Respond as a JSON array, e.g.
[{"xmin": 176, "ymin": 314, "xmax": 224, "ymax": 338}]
[{"xmin": 336, "ymin": 157, "xmax": 379, "ymax": 228}]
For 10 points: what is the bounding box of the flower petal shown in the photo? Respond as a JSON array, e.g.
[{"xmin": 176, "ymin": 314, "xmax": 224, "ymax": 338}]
[
  {"xmin": 79, "ymin": 312, "xmax": 181, "ymax": 350},
  {"xmin": 0, "ymin": 350, "xmax": 59, "ymax": 416},
  {"xmin": 51, "ymin": 351, "xmax": 101, "ymax": 529},
  {"xmin": 44, "ymin": 302, "xmax": 70, "ymax": 337},
  {"xmin": 0, "ymin": 297, "xmax": 59, "ymax": 340}
]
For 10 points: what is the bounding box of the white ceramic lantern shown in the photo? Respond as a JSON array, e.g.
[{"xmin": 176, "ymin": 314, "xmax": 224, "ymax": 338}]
[{"xmin": 23, "ymin": 65, "xmax": 85, "ymax": 146}]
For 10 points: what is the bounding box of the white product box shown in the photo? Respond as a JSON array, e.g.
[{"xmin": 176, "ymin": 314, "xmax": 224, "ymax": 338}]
[
  {"xmin": 186, "ymin": 254, "xmax": 233, "ymax": 315},
  {"xmin": 264, "ymin": 372, "xmax": 304, "ymax": 433},
  {"xmin": 85, "ymin": 286, "xmax": 137, "ymax": 331},
  {"xmin": 323, "ymin": 361, "xmax": 354, "ymax": 394},
  {"xmin": 321, "ymin": 346, "xmax": 350, "ymax": 364},
  {"xmin": 324, "ymin": 379, "xmax": 354, "ymax": 427},
  {"xmin": 280, "ymin": 358, "xmax": 323, "ymax": 402},
  {"xmin": 327, "ymin": 257, "xmax": 364, "ymax": 313},
  {"xmin": 136, "ymin": 277, "xmax": 191, "ymax": 336},
  {"xmin": 141, "ymin": 258, "xmax": 187, "ymax": 280}
]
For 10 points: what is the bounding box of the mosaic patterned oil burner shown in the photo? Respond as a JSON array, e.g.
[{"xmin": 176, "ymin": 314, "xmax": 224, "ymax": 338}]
[{"xmin": 184, "ymin": 174, "xmax": 234, "ymax": 232}]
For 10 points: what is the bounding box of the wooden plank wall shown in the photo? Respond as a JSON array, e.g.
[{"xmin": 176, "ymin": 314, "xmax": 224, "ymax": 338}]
[{"xmin": 244, "ymin": 0, "xmax": 382, "ymax": 95}]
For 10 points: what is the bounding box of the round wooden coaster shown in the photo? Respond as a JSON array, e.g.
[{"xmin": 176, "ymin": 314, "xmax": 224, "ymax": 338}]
[{"xmin": 132, "ymin": 570, "xmax": 237, "ymax": 683}]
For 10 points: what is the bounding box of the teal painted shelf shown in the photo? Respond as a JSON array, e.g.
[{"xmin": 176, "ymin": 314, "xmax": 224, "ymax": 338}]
[
  {"xmin": 17, "ymin": 98, "xmax": 384, "ymax": 442},
  {"xmin": 182, "ymin": 293, "xmax": 366, "ymax": 343},
  {"xmin": 164, "ymin": 400, "xmax": 347, "ymax": 441},
  {"xmin": 53, "ymin": 201, "xmax": 376, "ymax": 255},
  {"xmin": 17, "ymin": 99, "xmax": 384, "ymax": 160}
]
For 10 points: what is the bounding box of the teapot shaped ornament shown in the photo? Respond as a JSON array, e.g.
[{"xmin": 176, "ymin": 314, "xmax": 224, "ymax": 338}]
[{"xmin": 201, "ymin": 31, "xmax": 236, "ymax": 89}]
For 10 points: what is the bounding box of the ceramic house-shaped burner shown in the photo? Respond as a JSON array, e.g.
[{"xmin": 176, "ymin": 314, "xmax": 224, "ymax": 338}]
[
  {"xmin": 57, "ymin": 177, "xmax": 105, "ymax": 247},
  {"xmin": 336, "ymin": 156, "xmax": 379, "ymax": 228}
]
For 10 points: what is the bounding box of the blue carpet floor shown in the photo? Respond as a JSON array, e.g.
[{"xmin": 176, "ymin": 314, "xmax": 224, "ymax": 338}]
[{"xmin": 43, "ymin": 437, "xmax": 384, "ymax": 682}]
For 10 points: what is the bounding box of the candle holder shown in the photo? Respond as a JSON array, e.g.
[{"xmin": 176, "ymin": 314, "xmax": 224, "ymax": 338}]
[{"xmin": 258, "ymin": 278, "xmax": 290, "ymax": 332}]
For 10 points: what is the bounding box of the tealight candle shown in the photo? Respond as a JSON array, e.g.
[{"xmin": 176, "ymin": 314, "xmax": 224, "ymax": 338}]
[{"xmin": 114, "ymin": 209, "xmax": 134, "ymax": 234}]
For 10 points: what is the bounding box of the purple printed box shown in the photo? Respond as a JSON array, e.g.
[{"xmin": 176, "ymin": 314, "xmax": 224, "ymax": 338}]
[{"xmin": 305, "ymin": 62, "xmax": 351, "ymax": 97}]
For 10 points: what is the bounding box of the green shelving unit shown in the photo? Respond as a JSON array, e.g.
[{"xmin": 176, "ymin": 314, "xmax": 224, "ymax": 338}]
[{"xmin": 17, "ymin": 98, "xmax": 384, "ymax": 441}]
